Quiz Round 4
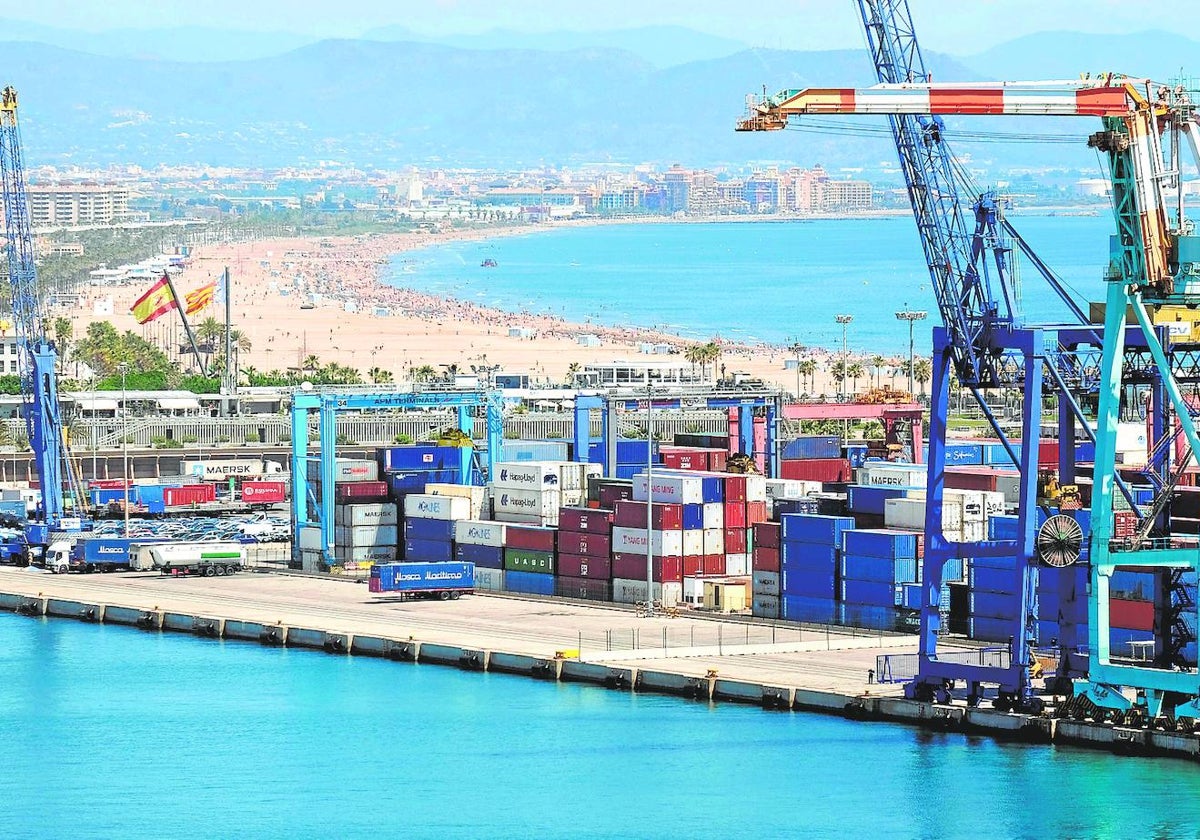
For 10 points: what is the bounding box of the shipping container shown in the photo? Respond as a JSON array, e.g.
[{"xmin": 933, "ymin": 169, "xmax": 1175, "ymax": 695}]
[
  {"xmin": 333, "ymin": 481, "xmax": 389, "ymax": 502},
  {"xmin": 404, "ymin": 517, "xmax": 455, "ymax": 543},
  {"xmin": 403, "ymin": 494, "xmax": 472, "ymax": 521},
  {"xmin": 632, "ymin": 473, "xmax": 707, "ymax": 505},
  {"xmin": 335, "ymin": 544, "xmax": 396, "ymax": 564},
  {"xmin": 555, "ymin": 576, "xmax": 613, "ymax": 602},
  {"xmin": 424, "ymin": 483, "xmax": 488, "ymax": 518},
  {"xmin": 753, "ymin": 521, "xmax": 781, "ymax": 549},
  {"xmin": 307, "ymin": 458, "xmax": 379, "ymax": 483},
  {"xmin": 613, "ymin": 500, "xmax": 684, "ymax": 531},
  {"xmin": 969, "ymin": 590, "xmax": 1020, "ymax": 620},
  {"xmin": 725, "ymin": 554, "xmax": 750, "ymax": 576},
  {"xmin": 782, "ymin": 594, "xmax": 837, "ymax": 624},
  {"xmin": 492, "ymin": 487, "xmax": 562, "ymax": 520},
  {"xmin": 780, "ymin": 513, "xmax": 856, "ymax": 544},
  {"xmin": 782, "ymin": 435, "xmax": 842, "ymax": 460},
  {"xmin": 503, "ymin": 547, "xmax": 555, "ymax": 575},
  {"xmin": 752, "ymin": 546, "xmax": 780, "ymax": 573},
  {"xmin": 752, "ymin": 593, "xmax": 781, "ymax": 619},
  {"xmin": 242, "ymin": 480, "xmax": 287, "ymax": 504},
  {"xmin": 163, "ymin": 484, "xmax": 216, "ymax": 507},
  {"xmin": 702, "ymin": 528, "xmax": 725, "ymax": 555},
  {"xmin": 841, "ymin": 528, "xmax": 918, "ymax": 560},
  {"xmin": 840, "ymin": 553, "xmax": 919, "ymax": 585},
  {"xmin": 745, "ymin": 501, "xmax": 768, "ymax": 525},
  {"xmin": 702, "ymin": 554, "xmax": 725, "ymax": 576},
  {"xmin": 556, "ymin": 553, "xmax": 613, "ymax": 580},
  {"xmin": 780, "ymin": 458, "xmax": 852, "ymax": 482},
  {"xmin": 610, "ymin": 578, "xmax": 682, "ymax": 606},
  {"xmin": 557, "ymin": 507, "xmax": 614, "ymax": 534},
  {"xmin": 377, "ymin": 445, "xmax": 461, "ymax": 472},
  {"xmin": 611, "ymin": 553, "xmax": 683, "ymax": 583},
  {"xmin": 368, "ymin": 561, "xmax": 474, "ymax": 595},
  {"xmin": 772, "ymin": 498, "xmax": 823, "ymax": 519},
  {"xmin": 856, "ymin": 463, "xmax": 927, "ymax": 488},
  {"xmin": 334, "ymin": 524, "xmax": 398, "ymax": 547},
  {"xmin": 1110, "ymin": 597, "xmax": 1156, "ymax": 632},
  {"xmin": 335, "ymin": 502, "xmax": 398, "ymax": 528},
  {"xmin": 723, "ymin": 501, "xmax": 746, "ymax": 529},
  {"xmin": 752, "ymin": 570, "xmax": 780, "ymax": 597},
  {"xmin": 455, "ymin": 542, "xmax": 504, "ymax": 569},
  {"xmin": 453, "ymin": 519, "xmax": 508, "ymax": 547},
  {"xmin": 403, "ymin": 538, "xmax": 453, "ymax": 564},
  {"xmin": 500, "ymin": 440, "xmax": 570, "ymax": 463},
  {"xmin": 493, "ymin": 462, "xmax": 565, "ymax": 490},
  {"xmin": 681, "ymin": 503, "xmax": 705, "ymax": 530},
  {"xmin": 557, "ymin": 530, "xmax": 611, "ymax": 558},
  {"xmin": 781, "ymin": 567, "xmax": 838, "ymax": 599},
  {"xmin": 840, "ymin": 578, "xmax": 902, "ymax": 606},
  {"xmin": 596, "ymin": 481, "xmax": 634, "ymax": 508},
  {"xmin": 682, "ymin": 529, "xmax": 704, "ymax": 556},
  {"xmin": 723, "ymin": 528, "xmax": 747, "ymax": 554},
  {"xmin": 504, "ymin": 525, "xmax": 557, "ymax": 553},
  {"xmin": 474, "ymin": 566, "xmax": 505, "ymax": 591},
  {"xmin": 611, "ymin": 526, "xmax": 684, "ymax": 557}
]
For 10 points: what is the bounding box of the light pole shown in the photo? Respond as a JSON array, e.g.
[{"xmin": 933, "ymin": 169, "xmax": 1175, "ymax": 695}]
[
  {"xmin": 645, "ymin": 380, "xmax": 655, "ymax": 617},
  {"xmin": 118, "ymin": 362, "xmax": 130, "ymax": 538},
  {"xmin": 895, "ymin": 305, "xmax": 928, "ymax": 396},
  {"xmin": 789, "ymin": 341, "xmax": 805, "ymax": 400},
  {"xmin": 835, "ymin": 314, "xmax": 853, "ymax": 400}
]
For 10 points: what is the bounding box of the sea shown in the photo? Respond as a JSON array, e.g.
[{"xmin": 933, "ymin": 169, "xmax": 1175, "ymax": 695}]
[
  {"xmin": 386, "ymin": 214, "xmax": 1116, "ymax": 355},
  {"xmin": 4, "ymin": 612, "xmax": 1199, "ymax": 839}
]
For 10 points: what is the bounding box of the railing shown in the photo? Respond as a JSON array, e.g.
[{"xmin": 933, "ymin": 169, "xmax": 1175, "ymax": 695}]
[{"xmin": 875, "ymin": 647, "xmax": 1012, "ymax": 684}]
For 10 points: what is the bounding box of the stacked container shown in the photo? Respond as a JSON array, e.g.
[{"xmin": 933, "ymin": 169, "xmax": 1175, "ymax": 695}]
[
  {"xmin": 454, "ymin": 519, "xmax": 507, "ymax": 591},
  {"xmin": 611, "ymin": 499, "xmax": 688, "ymax": 603},
  {"xmin": 402, "ymin": 493, "xmax": 472, "ymax": 564},
  {"xmin": 751, "ymin": 521, "xmax": 781, "ymax": 617},
  {"xmin": 503, "ymin": 524, "xmax": 557, "ymax": 595},
  {"xmin": 779, "ymin": 513, "xmax": 855, "ymax": 623},
  {"xmin": 556, "ymin": 507, "xmax": 614, "ymax": 601},
  {"xmin": 304, "ymin": 458, "xmax": 391, "ymax": 574},
  {"xmin": 490, "ymin": 461, "xmax": 601, "ymax": 525},
  {"xmin": 839, "ymin": 529, "xmax": 919, "ymax": 629}
]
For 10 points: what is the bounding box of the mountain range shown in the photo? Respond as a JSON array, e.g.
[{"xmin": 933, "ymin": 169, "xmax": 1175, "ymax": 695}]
[{"xmin": 0, "ymin": 25, "xmax": 1195, "ymax": 171}]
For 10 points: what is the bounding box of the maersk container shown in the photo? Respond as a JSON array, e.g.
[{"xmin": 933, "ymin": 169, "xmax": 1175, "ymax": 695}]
[
  {"xmin": 455, "ymin": 542, "xmax": 504, "ymax": 569},
  {"xmin": 846, "ymin": 486, "xmax": 911, "ymax": 517},
  {"xmin": 403, "ymin": 538, "xmax": 453, "ymax": 564},
  {"xmin": 752, "ymin": 593, "xmax": 781, "ymax": 619},
  {"xmin": 610, "ymin": 578, "xmax": 682, "ymax": 607},
  {"xmin": 752, "ymin": 570, "xmax": 780, "ymax": 597},
  {"xmin": 334, "ymin": 524, "xmax": 398, "ymax": 547},
  {"xmin": 969, "ymin": 590, "xmax": 1020, "ymax": 620},
  {"xmin": 840, "ymin": 578, "xmax": 902, "ymax": 606},
  {"xmin": 857, "ymin": 463, "xmax": 927, "ymax": 488},
  {"xmin": 556, "ymin": 553, "xmax": 612, "ymax": 579},
  {"xmin": 403, "ymin": 494, "xmax": 471, "ymax": 521},
  {"xmin": 841, "ymin": 529, "xmax": 918, "ymax": 560},
  {"xmin": 453, "ymin": 519, "xmax": 507, "ymax": 547},
  {"xmin": 782, "ymin": 435, "xmax": 842, "ymax": 460},
  {"xmin": 780, "ymin": 513, "xmax": 856, "ymax": 544},
  {"xmin": 335, "ymin": 544, "xmax": 395, "ymax": 564},
  {"xmin": 404, "ymin": 517, "xmax": 455, "ymax": 543},
  {"xmin": 335, "ymin": 503, "xmax": 399, "ymax": 528},
  {"xmin": 840, "ymin": 553, "xmax": 918, "ymax": 585},
  {"xmin": 503, "ymin": 547, "xmax": 555, "ymax": 574},
  {"xmin": 782, "ymin": 594, "xmax": 836, "ymax": 624},
  {"xmin": 611, "ymin": 526, "xmax": 684, "ymax": 557}
]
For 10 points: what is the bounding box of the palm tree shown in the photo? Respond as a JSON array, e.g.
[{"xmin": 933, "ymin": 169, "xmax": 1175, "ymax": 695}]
[
  {"xmin": 409, "ymin": 364, "xmax": 436, "ymax": 384},
  {"xmin": 302, "ymin": 354, "xmax": 321, "ymax": 375},
  {"xmin": 797, "ymin": 358, "xmax": 817, "ymax": 394},
  {"xmin": 871, "ymin": 354, "xmax": 886, "ymax": 388},
  {"xmin": 847, "ymin": 361, "xmax": 865, "ymax": 394},
  {"xmin": 368, "ymin": 366, "xmax": 393, "ymax": 384},
  {"xmin": 564, "ymin": 362, "xmax": 581, "ymax": 385},
  {"xmin": 913, "ymin": 358, "xmax": 933, "ymax": 396},
  {"xmin": 52, "ymin": 316, "xmax": 72, "ymax": 360}
]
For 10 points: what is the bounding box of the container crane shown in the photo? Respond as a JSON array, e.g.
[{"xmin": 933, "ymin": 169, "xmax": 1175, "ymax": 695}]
[
  {"xmin": 737, "ymin": 0, "xmax": 1199, "ymax": 715},
  {"xmin": 0, "ymin": 86, "xmax": 86, "ymax": 552}
]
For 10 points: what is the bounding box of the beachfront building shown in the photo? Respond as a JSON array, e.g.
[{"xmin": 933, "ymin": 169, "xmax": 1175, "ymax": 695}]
[
  {"xmin": 790, "ymin": 166, "xmax": 873, "ymax": 213},
  {"xmin": 26, "ymin": 183, "xmax": 131, "ymax": 227},
  {"xmin": 575, "ymin": 359, "xmax": 707, "ymax": 388}
]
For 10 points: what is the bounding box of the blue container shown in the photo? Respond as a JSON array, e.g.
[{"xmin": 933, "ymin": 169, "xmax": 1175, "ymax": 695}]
[
  {"xmin": 371, "ymin": 561, "xmax": 473, "ymax": 592},
  {"xmin": 841, "ymin": 553, "xmax": 918, "ymax": 585},
  {"xmin": 987, "ymin": 514, "xmax": 1020, "ymax": 541},
  {"xmin": 681, "ymin": 504, "xmax": 704, "ymax": 530},
  {"xmin": 1109, "ymin": 627, "xmax": 1155, "ymax": 656},
  {"xmin": 500, "ymin": 440, "xmax": 570, "ymax": 462},
  {"xmin": 922, "ymin": 442, "xmax": 985, "ymax": 465},
  {"xmin": 404, "ymin": 517, "xmax": 455, "ymax": 542},
  {"xmin": 782, "ymin": 594, "xmax": 837, "ymax": 624},
  {"xmin": 80, "ymin": 538, "xmax": 138, "ymax": 565},
  {"xmin": 387, "ymin": 471, "xmax": 436, "ymax": 497},
  {"xmin": 780, "ymin": 513, "xmax": 856, "ymax": 544},
  {"xmin": 504, "ymin": 569, "xmax": 556, "ymax": 596},
  {"xmin": 968, "ymin": 616, "xmax": 1019, "ymax": 642},
  {"xmin": 841, "ymin": 528, "xmax": 917, "ymax": 560},
  {"xmin": 1074, "ymin": 441, "xmax": 1096, "ymax": 462},
  {"xmin": 589, "ymin": 440, "xmax": 661, "ymax": 465},
  {"xmin": 90, "ymin": 489, "xmax": 127, "ymax": 505},
  {"xmin": 846, "ymin": 485, "xmax": 910, "ymax": 516},
  {"xmin": 0, "ymin": 499, "xmax": 24, "ymax": 517},
  {"xmin": 378, "ymin": 445, "xmax": 460, "ymax": 472},
  {"xmin": 771, "ymin": 498, "xmax": 820, "ymax": 519},
  {"xmin": 838, "ymin": 603, "xmax": 904, "ymax": 630},
  {"xmin": 969, "ymin": 565, "xmax": 1020, "ymax": 594},
  {"xmin": 843, "ymin": 443, "xmax": 869, "ymax": 469},
  {"xmin": 1134, "ymin": 486, "xmax": 1155, "ymax": 506},
  {"xmin": 982, "ymin": 442, "xmax": 1021, "ymax": 466},
  {"xmin": 403, "ymin": 538, "xmax": 453, "ymax": 564},
  {"xmin": 971, "ymin": 553, "xmax": 1019, "ymax": 572},
  {"xmin": 840, "ymin": 578, "xmax": 901, "ymax": 606},
  {"xmin": 780, "ymin": 541, "xmax": 839, "ymax": 572},
  {"xmin": 455, "ymin": 542, "xmax": 504, "ymax": 569},
  {"xmin": 134, "ymin": 485, "xmax": 166, "ymax": 505},
  {"xmin": 614, "ymin": 465, "xmax": 641, "ymax": 480},
  {"xmin": 782, "ymin": 568, "xmax": 837, "ymax": 598},
  {"xmin": 940, "ymin": 558, "xmax": 965, "ymax": 583},
  {"xmin": 782, "ymin": 435, "xmax": 841, "ymax": 460},
  {"xmin": 900, "ymin": 583, "xmax": 925, "ymax": 610},
  {"xmin": 969, "ymin": 590, "xmax": 1020, "ymax": 620}
]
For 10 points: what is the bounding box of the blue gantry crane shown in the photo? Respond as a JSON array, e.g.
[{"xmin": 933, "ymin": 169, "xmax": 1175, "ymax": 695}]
[
  {"xmin": 736, "ymin": 1, "xmax": 1199, "ymax": 713},
  {"xmin": 0, "ymin": 86, "xmax": 86, "ymax": 552}
]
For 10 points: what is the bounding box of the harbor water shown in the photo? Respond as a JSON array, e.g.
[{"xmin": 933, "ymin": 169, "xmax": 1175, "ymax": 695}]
[
  {"xmin": 388, "ymin": 215, "xmax": 1114, "ymax": 354},
  {"xmin": 4, "ymin": 612, "xmax": 1199, "ymax": 839}
]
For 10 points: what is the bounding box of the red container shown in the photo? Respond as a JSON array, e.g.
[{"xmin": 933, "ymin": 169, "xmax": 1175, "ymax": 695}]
[
  {"xmin": 661, "ymin": 448, "xmax": 715, "ymax": 471},
  {"xmin": 598, "ymin": 483, "xmax": 634, "ymax": 508},
  {"xmin": 557, "ymin": 530, "xmax": 612, "ymax": 558},
  {"xmin": 89, "ymin": 478, "xmax": 130, "ymax": 490},
  {"xmin": 702, "ymin": 554, "xmax": 724, "ymax": 575},
  {"xmin": 243, "ymin": 481, "xmax": 287, "ymax": 504},
  {"xmin": 556, "ymin": 576, "xmax": 613, "ymax": 601},
  {"xmin": 752, "ymin": 546, "xmax": 780, "ymax": 572},
  {"xmin": 724, "ymin": 527, "xmax": 747, "ymax": 554},
  {"xmin": 335, "ymin": 480, "xmax": 388, "ymax": 501},
  {"xmin": 556, "ymin": 553, "xmax": 612, "ymax": 580},
  {"xmin": 1038, "ymin": 440, "xmax": 1058, "ymax": 466},
  {"xmin": 558, "ymin": 507, "xmax": 613, "ymax": 534},
  {"xmin": 611, "ymin": 552, "xmax": 683, "ymax": 583},
  {"xmin": 721, "ymin": 475, "xmax": 748, "ymax": 503},
  {"xmin": 613, "ymin": 500, "xmax": 683, "ymax": 531},
  {"xmin": 1110, "ymin": 597, "xmax": 1155, "ymax": 632},
  {"xmin": 746, "ymin": 500, "xmax": 768, "ymax": 525},
  {"xmin": 505, "ymin": 525, "xmax": 556, "ymax": 553},
  {"xmin": 1113, "ymin": 510, "xmax": 1138, "ymax": 538},
  {"xmin": 753, "ymin": 521, "xmax": 780, "ymax": 549},
  {"xmin": 682, "ymin": 555, "xmax": 703, "ymax": 576},
  {"xmin": 780, "ymin": 458, "xmax": 852, "ymax": 482},
  {"xmin": 946, "ymin": 467, "xmax": 1006, "ymax": 493},
  {"xmin": 163, "ymin": 484, "xmax": 216, "ymax": 507},
  {"xmin": 723, "ymin": 501, "xmax": 746, "ymax": 529}
]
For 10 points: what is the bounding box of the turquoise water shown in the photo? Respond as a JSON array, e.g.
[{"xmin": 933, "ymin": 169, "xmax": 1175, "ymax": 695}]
[
  {"xmin": 388, "ymin": 215, "xmax": 1115, "ymax": 354},
  {"xmin": 4, "ymin": 612, "xmax": 1199, "ymax": 839}
]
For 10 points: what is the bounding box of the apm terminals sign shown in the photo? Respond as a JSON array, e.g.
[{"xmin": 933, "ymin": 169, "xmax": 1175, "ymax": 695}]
[{"xmin": 184, "ymin": 460, "xmax": 265, "ymax": 481}]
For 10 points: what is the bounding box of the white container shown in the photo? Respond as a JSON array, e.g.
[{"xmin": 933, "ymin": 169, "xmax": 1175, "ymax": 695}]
[
  {"xmin": 702, "ymin": 528, "xmax": 725, "ymax": 555},
  {"xmin": 474, "ymin": 567, "xmax": 505, "ymax": 591},
  {"xmin": 753, "ymin": 593, "xmax": 780, "ymax": 619},
  {"xmin": 306, "ymin": 458, "xmax": 378, "ymax": 483},
  {"xmin": 857, "ymin": 463, "xmax": 927, "ymax": 488},
  {"xmin": 611, "ymin": 578, "xmax": 682, "ymax": 607},
  {"xmin": 299, "ymin": 526, "xmax": 324, "ymax": 550},
  {"xmin": 961, "ymin": 520, "xmax": 987, "ymax": 542},
  {"xmin": 335, "ymin": 544, "xmax": 396, "ymax": 563},
  {"xmin": 403, "ymin": 494, "xmax": 472, "ymax": 521},
  {"xmin": 632, "ymin": 473, "xmax": 704, "ymax": 505},
  {"xmin": 561, "ymin": 489, "xmax": 586, "ymax": 508},
  {"xmin": 765, "ymin": 478, "xmax": 817, "ymax": 501},
  {"xmin": 682, "ymin": 576, "xmax": 706, "ymax": 605},
  {"xmin": 742, "ymin": 474, "xmax": 768, "ymax": 503},
  {"xmin": 983, "ymin": 491, "xmax": 1006, "ymax": 516},
  {"xmin": 300, "ymin": 549, "xmax": 324, "ymax": 573},
  {"xmin": 557, "ymin": 462, "xmax": 600, "ymax": 492},
  {"xmin": 752, "ymin": 570, "xmax": 780, "ymax": 597},
  {"xmin": 425, "ymin": 483, "xmax": 487, "ymax": 518},
  {"xmin": 611, "ymin": 526, "xmax": 684, "ymax": 556},
  {"xmin": 682, "ymin": 529, "xmax": 704, "ymax": 556},
  {"xmin": 453, "ymin": 519, "xmax": 507, "ymax": 547},
  {"xmin": 335, "ymin": 524, "xmax": 398, "ymax": 547},
  {"xmin": 334, "ymin": 502, "xmax": 398, "ymax": 527},
  {"xmin": 884, "ymin": 496, "xmax": 962, "ymax": 531},
  {"xmin": 702, "ymin": 502, "xmax": 724, "ymax": 529},
  {"xmin": 492, "ymin": 462, "xmax": 562, "ymax": 490},
  {"xmin": 492, "ymin": 487, "xmax": 561, "ymax": 518},
  {"xmin": 725, "ymin": 553, "xmax": 750, "ymax": 576}
]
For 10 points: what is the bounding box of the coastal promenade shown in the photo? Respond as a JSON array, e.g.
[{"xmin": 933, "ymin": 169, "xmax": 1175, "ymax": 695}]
[{"xmin": 3, "ymin": 567, "xmax": 1198, "ymax": 760}]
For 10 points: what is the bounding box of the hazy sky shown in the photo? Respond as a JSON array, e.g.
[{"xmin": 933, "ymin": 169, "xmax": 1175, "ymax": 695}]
[{"xmin": 1, "ymin": 0, "xmax": 1192, "ymax": 53}]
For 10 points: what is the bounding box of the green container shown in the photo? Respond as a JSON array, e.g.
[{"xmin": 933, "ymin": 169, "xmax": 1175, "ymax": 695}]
[{"xmin": 504, "ymin": 547, "xmax": 555, "ymax": 574}]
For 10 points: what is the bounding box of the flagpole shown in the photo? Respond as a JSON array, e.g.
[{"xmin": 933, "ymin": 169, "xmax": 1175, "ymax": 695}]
[
  {"xmin": 163, "ymin": 271, "xmax": 206, "ymax": 376},
  {"xmin": 223, "ymin": 266, "xmax": 232, "ymax": 417}
]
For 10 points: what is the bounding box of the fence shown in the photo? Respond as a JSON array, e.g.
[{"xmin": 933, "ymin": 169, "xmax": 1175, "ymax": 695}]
[{"xmin": 874, "ymin": 647, "xmax": 1012, "ymax": 684}]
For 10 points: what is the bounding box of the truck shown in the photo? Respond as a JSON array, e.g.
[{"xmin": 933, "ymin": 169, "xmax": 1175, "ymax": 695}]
[
  {"xmin": 368, "ymin": 561, "xmax": 474, "ymax": 600},
  {"xmin": 47, "ymin": 537, "xmax": 162, "ymax": 574},
  {"xmin": 133, "ymin": 542, "xmax": 247, "ymax": 577}
]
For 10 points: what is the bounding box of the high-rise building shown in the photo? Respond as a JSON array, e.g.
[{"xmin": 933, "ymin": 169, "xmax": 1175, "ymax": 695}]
[{"xmin": 26, "ymin": 184, "xmax": 131, "ymax": 227}]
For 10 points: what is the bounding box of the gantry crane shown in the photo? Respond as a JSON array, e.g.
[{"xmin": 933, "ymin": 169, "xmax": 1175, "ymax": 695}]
[
  {"xmin": 738, "ymin": 0, "xmax": 1199, "ymax": 717},
  {"xmin": 0, "ymin": 86, "xmax": 87, "ymax": 551}
]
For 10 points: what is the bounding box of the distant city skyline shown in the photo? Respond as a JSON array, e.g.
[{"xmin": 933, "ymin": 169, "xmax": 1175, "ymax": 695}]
[{"xmin": 1, "ymin": 0, "xmax": 1194, "ymax": 54}]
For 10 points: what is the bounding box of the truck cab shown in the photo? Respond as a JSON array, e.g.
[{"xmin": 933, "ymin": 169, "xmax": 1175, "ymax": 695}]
[{"xmin": 46, "ymin": 540, "xmax": 72, "ymax": 574}]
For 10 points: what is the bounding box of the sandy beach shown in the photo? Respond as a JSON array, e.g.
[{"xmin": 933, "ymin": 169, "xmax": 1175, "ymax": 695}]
[{"xmin": 69, "ymin": 221, "xmax": 898, "ymax": 398}]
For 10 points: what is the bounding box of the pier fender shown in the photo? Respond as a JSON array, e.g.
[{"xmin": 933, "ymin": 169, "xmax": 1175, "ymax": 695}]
[
  {"xmin": 260, "ymin": 625, "xmax": 287, "ymax": 646},
  {"xmin": 322, "ymin": 633, "xmax": 351, "ymax": 654},
  {"xmin": 683, "ymin": 677, "xmax": 707, "ymax": 700},
  {"xmin": 603, "ymin": 670, "xmax": 631, "ymax": 691},
  {"xmin": 531, "ymin": 659, "xmax": 561, "ymax": 681},
  {"xmin": 135, "ymin": 610, "xmax": 161, "ymax": 630},
  {"xmin": 79, "ymin": 605, "xmax": 103, "ymax": 623},
  {"xmin": 16, "ymin": 597, "xmax": 45, "ymax": 617},
  {"xmin": 843, "ymin": 696, "xmax": 879, "ymax": 721},
  {"xmin": 458, "ymin": 650, "xmax": 488, "ymax": 671},
  {"xmin": 1017, "ymin": 717, "xmax": 1055, "ymax": 744},
  {"xmin": 761, "ymin": 687, "xmax": 794, "ymax": 711},
  {"xmin": 927, "ymin": 705, "xmax": 963, "ymax": 731},
  {"xmin": 385, "ymin": 640, "xmax": 419, "ymax": 661},
  {"xmin": 192, "ymin": 618, "xmax": 223, "ymax": 638}
]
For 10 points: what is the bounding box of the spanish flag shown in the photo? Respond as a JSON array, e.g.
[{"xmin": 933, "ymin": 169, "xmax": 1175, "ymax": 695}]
[
  {"xmin": 184, "ymin": 281, "xmax": 217, "ymax": 315},
  {"xmin": 130, "ymin": 276, "xmax": 177, "ymax": 324}
]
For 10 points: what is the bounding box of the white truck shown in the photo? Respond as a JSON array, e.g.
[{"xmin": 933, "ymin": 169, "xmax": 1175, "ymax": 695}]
[{"xmin": 133, "ymin": 542, "xmax": 247, "ymax": 577}]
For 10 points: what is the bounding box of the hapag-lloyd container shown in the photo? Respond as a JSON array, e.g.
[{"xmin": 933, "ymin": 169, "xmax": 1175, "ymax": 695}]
[
  {"xmin": 453, "ymin": 519, "xmax": 507, "ymax": 547},
  {"xmin": 492, "ymin": 487, "xmax": 562, "ymax": 519},
  {"xmin": 633, "ymin": 474, "xmax": 706, "ymax": 505},
  {"xmin": 557, "ymin": 507, "xmax": 614, "ymax": 533},
  {"xmin": 557, "ymin": 530, "xmax": 611, "ymax": 558},
  {"xmin": 610, "ymin": 526, "xmax": 684, "ymax": 556},
  {"xmin": 335, "ymin": 502, "xmax": 399, "ymax": 527},
  {"xmin": 403, "ymin": 494, "xmax": 472, "ymax": 521},
  {"xmin": 492, "ymin": 462, "xmax": 564, "ymax": 490},
  {"xmin": 556, "ymin": 552, "xmax": 612, "ymax": 579},
  {"xmin": 611, "ymin": 578, "xmax": 682, "ymax": 606}
]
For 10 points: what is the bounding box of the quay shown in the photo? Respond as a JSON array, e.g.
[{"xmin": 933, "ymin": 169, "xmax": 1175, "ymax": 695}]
[{"xmin": 1, "ymin": 567, "xmax": 1197, "ymax": 762}]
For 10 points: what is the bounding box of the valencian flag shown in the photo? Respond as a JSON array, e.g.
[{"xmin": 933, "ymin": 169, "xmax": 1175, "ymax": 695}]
[
  {"xmin": 184, "ymin": 280, "xmax": 218, "ymax": 315},
  {"xmin": 130, "ymin": 276, "xmax": 177, "ymax": 324}
]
